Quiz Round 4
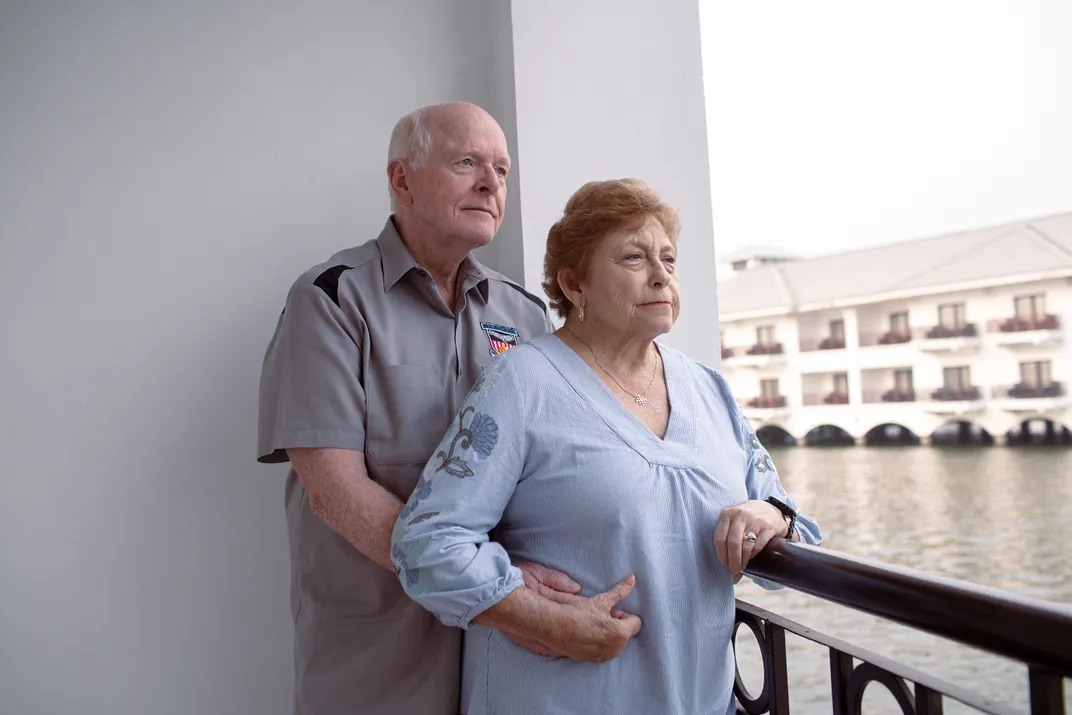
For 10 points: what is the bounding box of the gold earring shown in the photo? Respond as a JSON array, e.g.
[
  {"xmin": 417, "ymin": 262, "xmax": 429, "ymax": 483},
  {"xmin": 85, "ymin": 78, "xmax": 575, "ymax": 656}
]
[{"xmin": 578, "ymin": 306, "xmax": 585, "ymax": 322}]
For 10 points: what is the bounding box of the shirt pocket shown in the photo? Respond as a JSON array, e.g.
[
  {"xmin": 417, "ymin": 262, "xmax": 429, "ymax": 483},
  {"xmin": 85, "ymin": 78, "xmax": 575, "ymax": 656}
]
[{"xmin": 367, "ymin": 364, "xmax": 450, "ymax": 465}]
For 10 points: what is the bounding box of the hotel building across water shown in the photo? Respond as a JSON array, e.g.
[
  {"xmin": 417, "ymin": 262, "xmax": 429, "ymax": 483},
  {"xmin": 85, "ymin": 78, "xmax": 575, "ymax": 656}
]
[{"xmin": 717, "ymin": 213, "xmax": 1072, "ymax": 446}]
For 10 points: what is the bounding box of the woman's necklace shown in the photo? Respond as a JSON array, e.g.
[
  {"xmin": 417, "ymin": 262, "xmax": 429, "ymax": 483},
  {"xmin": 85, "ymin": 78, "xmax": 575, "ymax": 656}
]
[{"xmin": 564, "ymin": 326, "xmax": 659, "ymax": 407}]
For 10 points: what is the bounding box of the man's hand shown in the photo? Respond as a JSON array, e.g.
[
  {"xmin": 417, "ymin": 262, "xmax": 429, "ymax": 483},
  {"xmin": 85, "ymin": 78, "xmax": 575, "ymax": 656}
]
[
  {"xmin": 541, "ymin": 575, "xmax": 642, "ymax": 663},
  {"xmin": 517, "ymin": 562, "xmax": 582, "ymax": 604},
  {"xmin": 505, "ymin": 563, "xmax": 584, "ymax": 656}
]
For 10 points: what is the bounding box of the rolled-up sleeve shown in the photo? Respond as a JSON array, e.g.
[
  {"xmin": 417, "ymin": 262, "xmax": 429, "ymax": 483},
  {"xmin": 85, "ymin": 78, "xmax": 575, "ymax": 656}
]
[
  {"xmin": 711, "ymin": 372, "xmax": 822, "ymax": 590},
  {"xmin": 739, "ymin": 415, "xmax": 822, "ymax": 548},
  {"xmin": 257, "ymin": 278, "xmax": 366, "ymax": 463},
  {"xmin": 391, "ymin": 355, "xmax": 527, "ymax": 628}
]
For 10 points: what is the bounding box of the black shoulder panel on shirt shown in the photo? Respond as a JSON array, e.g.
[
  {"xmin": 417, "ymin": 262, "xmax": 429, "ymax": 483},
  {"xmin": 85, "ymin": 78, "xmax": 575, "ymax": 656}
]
[
  {"xmin": 502, "ymin": 280, "xmax": 548, "ymax": 313},
  {"xmin": 313, "ymin": 264, "xmax": 355, "ymax": 307}
]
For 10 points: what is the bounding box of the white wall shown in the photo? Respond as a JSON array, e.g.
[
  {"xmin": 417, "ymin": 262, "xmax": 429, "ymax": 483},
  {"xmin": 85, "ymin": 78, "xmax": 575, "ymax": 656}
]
[
  {"xmin": 509, "ymin": 0, "xmax": 720, "ymax": 363},
  {"xmin": 1, "ymin": 1, "xmax": 720, "ymax": 713},
  {"xmin": 0, "ymin": 2, "xmax": 502, "ymax": 713}
]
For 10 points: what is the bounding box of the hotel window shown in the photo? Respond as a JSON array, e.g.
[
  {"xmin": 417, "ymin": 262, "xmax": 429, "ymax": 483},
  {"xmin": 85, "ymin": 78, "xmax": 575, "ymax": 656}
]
[
  {"xmin": 894, "ymin": 369, "xmax": 913, "ymax": 393},
  {"xmin": 943, "ymin": 366, "xmax": 971, "ymax": 391},
  {"xmin": 1014, "ymin": 294, "xmax": 1045, "ymax": 319},
  {"xmin": 756, "ymin": 325, "xmax": 775, "ymax": 346},
  {"xmin": 832, "ymin": 373, "xmax": 849, "ymax": 396},
  {"xmin": 889, "ymin": 311, "xmax": 909, "ymax": 335},
  {"xmin": 1020, "ymin": 361, "xmax": 1052, "ymax": 388},
  {"xmin": 938, "ymin": 303, "xmax": 966, "ymax": 329},
  {"xmin": 732, "ymin": 259, "xmax": 749, "ymax": 272},
  {"xmin": 760, "ymin": 379, "xmax": 780, "ymax": 398},
  {"xmin": 829, "ymin": 319, "xmax": 845, "ymax": 342}
]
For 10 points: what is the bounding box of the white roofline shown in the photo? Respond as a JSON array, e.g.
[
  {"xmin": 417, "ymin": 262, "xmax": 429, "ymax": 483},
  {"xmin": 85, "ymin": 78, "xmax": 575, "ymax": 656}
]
[{"xmin": 720, "ymin": 267, "xmax": 1072, "ymax": 323}]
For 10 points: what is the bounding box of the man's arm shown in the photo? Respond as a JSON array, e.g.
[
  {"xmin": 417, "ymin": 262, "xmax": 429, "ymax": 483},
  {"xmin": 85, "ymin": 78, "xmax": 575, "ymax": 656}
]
[
  {"xmin": 287, "ymin": 447, "xmax": 401, "ymax": 571},
  {"xmin": 473, "ymin": 576, "xmax": 641, "ymax": 663}
]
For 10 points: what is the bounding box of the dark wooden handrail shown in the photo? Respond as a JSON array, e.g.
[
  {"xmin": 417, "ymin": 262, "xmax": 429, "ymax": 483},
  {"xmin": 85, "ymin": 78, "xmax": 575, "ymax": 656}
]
[{"xmin": 745, "ymin": 539, "xmax": 1072, "ymax": 675}]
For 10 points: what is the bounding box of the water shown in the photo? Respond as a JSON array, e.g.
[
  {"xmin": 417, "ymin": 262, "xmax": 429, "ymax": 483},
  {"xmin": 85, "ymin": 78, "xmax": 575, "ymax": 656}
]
[{"xmin": 734, "ymin": 446, "xmax": 1072, "ymax": 713}]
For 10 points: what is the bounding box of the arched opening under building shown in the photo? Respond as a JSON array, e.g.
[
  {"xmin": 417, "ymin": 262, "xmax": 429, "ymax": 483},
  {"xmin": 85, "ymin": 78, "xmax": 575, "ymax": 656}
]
[
  {"xmin": 931, "ymin": 420, "xmax": 994, "ymax": 446},
  {"xmin": 1005, "ymin": 418, "xmax": 1072, "ymax": 446},
  {"xmin": 803, "ymin": 424, "xmax": 855, "ymax": 447},
  {"xmin": 864, "ymin": 423, "xmax": 921, "ymax": 446},
  {"xmin": 756, "ymin": 425, "xmax": 796, "ymax": 447}
]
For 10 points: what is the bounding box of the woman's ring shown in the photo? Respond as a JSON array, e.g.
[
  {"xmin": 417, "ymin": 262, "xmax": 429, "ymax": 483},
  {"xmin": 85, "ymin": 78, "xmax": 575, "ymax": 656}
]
[{"xmin": 744, "ymin": 530, "xmax": 757, "ymax": 544}]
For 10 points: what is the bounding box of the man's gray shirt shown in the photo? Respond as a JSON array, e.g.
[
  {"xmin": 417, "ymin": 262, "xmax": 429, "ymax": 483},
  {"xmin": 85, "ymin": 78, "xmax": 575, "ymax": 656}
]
[{"xmin": 258, "ymin": 218, "xmax": 553, "ymax": 715}]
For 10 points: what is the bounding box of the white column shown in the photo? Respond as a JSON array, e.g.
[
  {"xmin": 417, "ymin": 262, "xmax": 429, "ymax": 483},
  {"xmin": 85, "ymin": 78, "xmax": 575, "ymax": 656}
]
[
  {"xmin": 505, "ymin": 0, "xmax": 721, "ymax": 364},
  {"xmin": 845, "ymin": 308, "xmax": 864, "ymax": 405}
]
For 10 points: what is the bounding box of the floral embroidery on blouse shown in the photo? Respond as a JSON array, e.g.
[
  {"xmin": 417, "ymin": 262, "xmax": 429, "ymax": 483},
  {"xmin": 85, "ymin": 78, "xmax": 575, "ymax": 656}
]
[
  {"xmin": 743, "ymin": 416, "xmax": 776, "ymax": 473},
  {"xmin": 433, "ymin": 406, "xmax": 500, "ymax": 478},
  {"xmin": 473, "ymin": 359, "xmax": 505, "ymax": 398}
]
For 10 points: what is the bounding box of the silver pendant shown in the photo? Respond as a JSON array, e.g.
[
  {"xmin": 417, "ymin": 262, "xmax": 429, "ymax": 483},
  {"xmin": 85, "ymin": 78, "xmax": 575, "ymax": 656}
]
[{"xmin": 634, "ymin": 395, "xmax": 648, "ymax": 406}]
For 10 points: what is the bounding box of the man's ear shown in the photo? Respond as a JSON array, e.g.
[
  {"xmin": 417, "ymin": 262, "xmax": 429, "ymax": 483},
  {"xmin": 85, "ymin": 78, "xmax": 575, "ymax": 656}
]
[{"xmin": 387, "ymin": 160, "xmax": 414, "ymax": 207}]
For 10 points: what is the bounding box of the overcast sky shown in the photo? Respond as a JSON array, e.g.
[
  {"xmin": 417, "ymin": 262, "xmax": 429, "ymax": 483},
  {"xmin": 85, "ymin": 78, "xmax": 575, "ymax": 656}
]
[{"xmin": 699, "ymin": 0, "xmax": 1071, "ymax": 260}]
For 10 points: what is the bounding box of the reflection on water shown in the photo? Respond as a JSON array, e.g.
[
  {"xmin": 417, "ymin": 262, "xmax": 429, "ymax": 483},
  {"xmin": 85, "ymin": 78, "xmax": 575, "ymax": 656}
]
[{"xmin": 735, "ymin": 446, "xmax": 1072, "ymax": 712}]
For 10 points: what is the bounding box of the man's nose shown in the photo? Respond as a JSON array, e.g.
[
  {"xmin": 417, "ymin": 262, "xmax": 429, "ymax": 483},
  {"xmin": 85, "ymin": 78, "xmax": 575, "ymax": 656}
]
[{"xmin": 475, "ymin": 164, "xmax": 499, "ymax": 193}]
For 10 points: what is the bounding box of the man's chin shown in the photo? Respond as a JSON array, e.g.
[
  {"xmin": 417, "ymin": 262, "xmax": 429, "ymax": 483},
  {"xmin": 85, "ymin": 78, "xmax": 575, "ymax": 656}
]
[{"xmin": 457, "ymin": 223, "xmax": 499, "ymax": 247}]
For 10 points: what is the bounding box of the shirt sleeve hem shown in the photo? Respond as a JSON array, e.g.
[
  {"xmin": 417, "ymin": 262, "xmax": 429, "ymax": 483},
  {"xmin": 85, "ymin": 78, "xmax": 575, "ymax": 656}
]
[
  {"xmin": 454, "ymin": 568, "xmax": 525, "ymax": 630},
  {"xmin": 257, "ymin": 429, "xmax": 366, "ymax": 463}
]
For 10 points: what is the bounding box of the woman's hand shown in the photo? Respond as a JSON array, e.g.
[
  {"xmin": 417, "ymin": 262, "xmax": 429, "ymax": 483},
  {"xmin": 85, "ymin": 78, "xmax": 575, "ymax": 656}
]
[{"xmin": 714, "ymin": 500, "xmax": 789, "ymax": 579}]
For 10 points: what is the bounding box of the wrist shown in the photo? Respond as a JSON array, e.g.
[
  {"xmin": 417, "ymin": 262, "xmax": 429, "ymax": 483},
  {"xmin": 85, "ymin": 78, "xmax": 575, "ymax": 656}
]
[
  {"xmin": 764, "ymin": 496, "xmax": 797, "ymax": 539},
  {"xmin": 765, "ymin": 502, "xmax": 789, "ymax": 537}
]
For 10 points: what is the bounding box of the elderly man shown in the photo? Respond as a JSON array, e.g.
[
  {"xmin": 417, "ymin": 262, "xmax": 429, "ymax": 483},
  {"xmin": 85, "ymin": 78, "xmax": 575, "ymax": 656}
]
[{"xmin": 258, "ymin": 103, "xmax": 589, "ymax": 714}]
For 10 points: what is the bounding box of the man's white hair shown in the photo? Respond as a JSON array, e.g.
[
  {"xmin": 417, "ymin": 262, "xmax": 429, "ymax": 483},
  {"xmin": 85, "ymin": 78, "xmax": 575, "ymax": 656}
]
[{"xmin": 387, "ymin": 106, "xmax": 437, "ymax": 211}]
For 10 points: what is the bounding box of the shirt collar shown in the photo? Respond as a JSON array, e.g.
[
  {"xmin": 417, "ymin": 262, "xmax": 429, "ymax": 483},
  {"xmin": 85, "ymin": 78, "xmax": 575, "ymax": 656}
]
[
  {"xmin": 378, "ymin": 217, "xmax": 419, "ymax": 292},
  {"xmin": 379, "ymin": 216, "xmax": 490, "ymax": 303}
]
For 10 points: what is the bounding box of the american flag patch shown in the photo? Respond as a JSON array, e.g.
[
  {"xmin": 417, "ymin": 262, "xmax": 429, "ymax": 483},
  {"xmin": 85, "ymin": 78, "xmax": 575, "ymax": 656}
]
[{"xmin": 480, "ymin": 321, "xmax": 520, "ymax": 357}]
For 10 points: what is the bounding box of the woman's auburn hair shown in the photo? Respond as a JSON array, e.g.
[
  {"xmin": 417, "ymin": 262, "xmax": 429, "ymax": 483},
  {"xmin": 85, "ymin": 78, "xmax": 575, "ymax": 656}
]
[{"xmin": 542, "ymin": 178, "xmax": 680, "ymax": 320}]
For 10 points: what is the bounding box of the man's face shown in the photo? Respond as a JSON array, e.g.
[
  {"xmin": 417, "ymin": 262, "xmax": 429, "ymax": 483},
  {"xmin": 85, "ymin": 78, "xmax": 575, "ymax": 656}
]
[{"xmin": 403, "ymin": 107, "xmax": 511, "ymax": 249}]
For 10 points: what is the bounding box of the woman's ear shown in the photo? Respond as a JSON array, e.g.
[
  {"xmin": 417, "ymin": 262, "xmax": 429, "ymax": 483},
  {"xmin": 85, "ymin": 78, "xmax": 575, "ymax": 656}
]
[{"xmin": 557, "ymin": 268, "xmax": 583, "ymax": 310}]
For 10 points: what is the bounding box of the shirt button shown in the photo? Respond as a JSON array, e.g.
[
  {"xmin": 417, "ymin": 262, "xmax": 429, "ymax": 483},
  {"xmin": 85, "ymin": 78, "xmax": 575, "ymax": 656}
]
[{"xmin": 417, "ymin": 269, "xmax": 428, "ymax": 277}]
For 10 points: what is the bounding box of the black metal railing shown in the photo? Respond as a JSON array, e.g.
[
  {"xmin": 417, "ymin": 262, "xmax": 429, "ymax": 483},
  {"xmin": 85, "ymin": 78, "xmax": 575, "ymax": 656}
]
[
  {"xmin": 879, "ymin": 331, "xmax": 913, "ymax": 345},
  {"xmin": 924, "ymin": 323, "xmax": 979, "ymax": 339},
  {"xmin": 1006, "ymin": 382, "xmax": 1064, "ymax": 399},
  {"xmin": 747, "ymin": 343, "xmax": 785, "ymax": 356},
  {"xmin": 747, "ymin": 396, "xmax": 788, "ymax": 409},
  {"xmin": 992, "ymin": 315, "xmax": 1060, "ymax": 333},
  {"xmin": 931, "ymin": 385, "xmax": 982, "ymax": 401},
  {"xmin": 735, "ymin": 539, "xmax": 1072, "ymax": 714}
]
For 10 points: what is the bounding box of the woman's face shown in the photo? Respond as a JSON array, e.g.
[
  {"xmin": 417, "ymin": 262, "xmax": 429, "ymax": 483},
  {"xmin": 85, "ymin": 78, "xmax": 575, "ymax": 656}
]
[{"xmin": 577, "ymin": 217, "xmax": 680, "ymax": 339}]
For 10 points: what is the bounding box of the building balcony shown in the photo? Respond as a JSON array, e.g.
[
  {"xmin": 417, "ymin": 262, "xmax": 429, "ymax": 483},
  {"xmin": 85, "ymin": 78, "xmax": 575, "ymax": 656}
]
[
  {"xmin": 995, "ymin": 314, "xmax": 1059, "ymax": 332},
  {"xmin": 924, "ymin": 323, "xmax": 978, "ymax": 339},
  {"xmin": 747, "ymin": 342, "xmax": 784, "ymax": 356},
  {"xmin": 877, "ymin": 331, "xmax": 912, "ymax": 345},
  {"xmin": 931, "ymin": 386, "xmax": 981, "ymax": 401},
  {"xmin": 747, "ymin": 395, "xmax": 787, "ymax": 409},
  {"xmin": 1007, "ymin": 382, "xmax": 1063, "ymax": 398},
  {"xmin": 993, "ymin": 382, "xmax": 1070, "ymax": 412},
  {"xmin": 803, "ymin": 392, "xmax": 850, "ymax": 406},
  {"xmin": 986, "ymin": 316, "xmax": 1062, "ymax": 348},
  {"xmin": 916, "ymin": 324, "xmax": 981, "ymax": 352},
  {"xmin": 818, "ymin": 337, "xmax": 846, "ymax": 350},
  {"xmin": 924, "ymin": 386, "xmax": 983, "ymax": 413},
  {"xmin": 862, "ymin": 389, "xmax": 916, "ymax": 404},
  {"xmin": 723, "ymin": 343, "xmax": 786, "ymax": 369},
  {"xmin": 741, "ymin": 395, "xmax": 790, "ymax": 421}
]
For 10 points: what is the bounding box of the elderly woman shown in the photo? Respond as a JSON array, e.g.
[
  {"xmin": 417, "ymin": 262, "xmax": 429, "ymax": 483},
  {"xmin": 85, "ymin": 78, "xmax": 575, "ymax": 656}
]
[{"xmin": 391, "ymin": 179, "xmax": 821, "ymax": 715}]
